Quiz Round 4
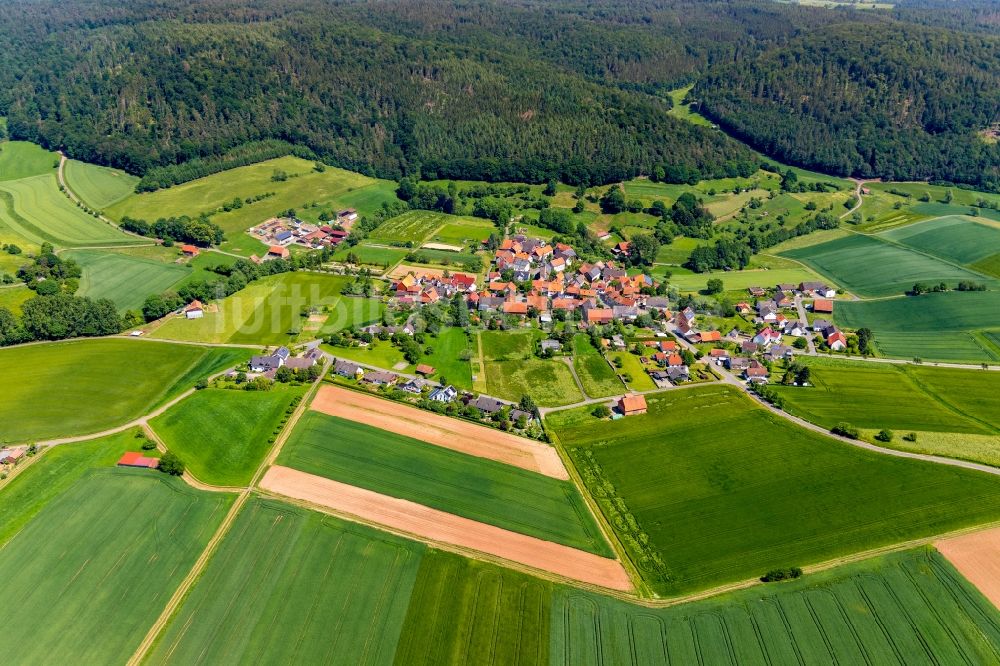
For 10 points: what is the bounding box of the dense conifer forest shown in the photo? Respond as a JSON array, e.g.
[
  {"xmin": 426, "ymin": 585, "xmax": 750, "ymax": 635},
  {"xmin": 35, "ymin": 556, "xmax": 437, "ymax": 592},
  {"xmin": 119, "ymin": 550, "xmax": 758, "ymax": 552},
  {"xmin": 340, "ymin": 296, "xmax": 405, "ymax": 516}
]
[{"xmin": 0, "ymin": 0, "xmax": 995, "ymax": 189}]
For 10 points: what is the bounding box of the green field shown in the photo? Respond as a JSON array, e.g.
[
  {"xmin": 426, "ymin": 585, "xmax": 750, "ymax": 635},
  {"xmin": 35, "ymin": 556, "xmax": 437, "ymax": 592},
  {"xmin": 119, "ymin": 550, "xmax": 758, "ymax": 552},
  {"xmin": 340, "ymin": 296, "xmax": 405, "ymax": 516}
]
[
  {"xmin": 66, "ymin": 248, "xmax": 190, "ymax": 311},
  {"xmin": 784, "ymin": 232, "xmax": 994, "ymax": 297},
  {"xmin": 0, "ymin": 338, "xmax": 249, "ymax": 442},
  {"xmin": 0, "ymin": 428, "xmax": 153, "ymax": 546},
  {"xmin": 0, "ymin": 469, "xmax": 232, "ymax": 664},
  {"xmin": 668, "ymin": 265, "xmax": 827, "ymax": 294},
  {"xmin": 548, "ymin": 549, "xmax": 1000, "ymax": 664},
  {"xmin": 548, "ymin": 385, "xmax": 1000, "ymax": 595},
  {"xmin": 150, "ymin": 384, "xmax": 305, "ymax": 486},
  {"xmin": 332, "ymin": 242, "xmax": 409, "ymax": 267},
  {"xmin": 149, "ymin": 498, "xmax": 421, "ymax": 665},
  {"xmin": 428, "ymin": 217, "xmax": 494, "ymax": 246},
  {"xmin": 836, "ymin": 291, "xmax": 1000, "ymax": 362},
  {"xmin": 770, "ymin": 358, "xmax": 997, "ymax": 436},
  {"xmin": 572, "ymin": 334, "xmax": 623, "ymax": 398},
  {"xmin": 371, "ymin": 210, "xmax": 449, "ymax": 244},
  {"xmin": 63, "ymin": 159, "xmax": 139, "ymax": 210},
  {"xmin": 152, "ymin": 272, "xmax": 351, "ymax": 345},
  {"xmin": 394, "ymin": 549, "xmax": 552, "ymax": 665},
  {"xmin": 483, "ymin": 358, "xmax": 584, "ymax": 407},
  {"xmin": 879, "ymin": 215, "xmax": 1000, "ymax": 266},
  {"xmin": 0, "ymin": 173, "xmax": 141, "ymax": 248},
  {"xmin": 395, "ymin": 546, "xmax": 1000, "ymax": 665},
  {"xmin": 607, "ymin": 350, "xmax": 657, "ymax": 391},
  {"xmin": 0, "ymin": 141, "xmax": 57, "ymax": 181},
  {"xmin": 278, "ymin": 411, "xmax": 611, "ymax": 555},
  {"xmin": 417, "ymin": 326, "xmax": 473, "ymax": 389},
  {"xmin": 109, "ymin": 156, "xmax": 397, "ymax": 239}
]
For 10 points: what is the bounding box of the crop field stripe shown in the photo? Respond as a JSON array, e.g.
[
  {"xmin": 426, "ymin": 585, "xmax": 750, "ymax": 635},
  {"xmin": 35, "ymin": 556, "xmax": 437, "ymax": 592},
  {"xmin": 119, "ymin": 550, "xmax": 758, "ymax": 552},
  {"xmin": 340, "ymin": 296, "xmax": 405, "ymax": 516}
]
[{"xmin": 149, "ymin": 499, "xmax": 422, "ymax": 665}]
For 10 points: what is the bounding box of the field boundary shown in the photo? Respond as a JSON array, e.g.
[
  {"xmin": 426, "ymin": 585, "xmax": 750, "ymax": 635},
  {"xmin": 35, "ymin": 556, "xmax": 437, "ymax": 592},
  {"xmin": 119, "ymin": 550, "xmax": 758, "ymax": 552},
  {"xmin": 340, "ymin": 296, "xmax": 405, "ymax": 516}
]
[
  {"xmin": 259, "ymin": 465, "xmax": 632, "ymax": 591},
  {"xmin": 310, "ymin": 383, "xmax": 568, "ymax": 479}
]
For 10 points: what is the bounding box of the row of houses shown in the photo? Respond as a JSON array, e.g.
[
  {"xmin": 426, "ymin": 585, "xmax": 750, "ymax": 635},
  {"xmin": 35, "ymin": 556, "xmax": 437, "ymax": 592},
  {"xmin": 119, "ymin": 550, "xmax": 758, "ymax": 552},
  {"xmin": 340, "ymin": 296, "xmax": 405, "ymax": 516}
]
[
  {"xmin": 331, "ymin": 358, "xmax": 536, "ymax": 422},
  {"xmin": 249, "ymin": 346, "xmax": 322, "ymax": 378},
  {"xmin": 748, "ymin": 281, "xmax": 836, "ymax": 300}
]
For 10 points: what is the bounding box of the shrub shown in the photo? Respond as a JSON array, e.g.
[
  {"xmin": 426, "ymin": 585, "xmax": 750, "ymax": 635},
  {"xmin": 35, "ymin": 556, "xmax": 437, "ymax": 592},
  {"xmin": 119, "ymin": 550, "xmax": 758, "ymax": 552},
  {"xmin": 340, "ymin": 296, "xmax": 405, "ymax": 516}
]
[
  {"xmin": 903, "ymin": 432, "xmax": 918, "ymax": 442},
  {"xmin": 875, "ymin": 429, "xmax": 893, "ymax": 443},
  {"xmin": 158, "ymin": 451, "xmax": 185, "ymax": 476},
  {"xmin": 760, "ymin": 567, "xmax": 803, "ymax": 582},
  {"xmin": 832, "ymin": 422, "xmax": 859, "ymax": 439},
  {"xmin": 592, "ymin": 405, "xmax": 611, "ymax": 419}
]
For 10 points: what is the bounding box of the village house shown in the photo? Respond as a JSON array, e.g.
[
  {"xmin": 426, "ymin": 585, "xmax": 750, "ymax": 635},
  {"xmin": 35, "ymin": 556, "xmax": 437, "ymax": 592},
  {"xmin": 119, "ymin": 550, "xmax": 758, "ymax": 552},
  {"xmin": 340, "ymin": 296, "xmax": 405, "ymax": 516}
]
[
  {"xmin": 812, "ymin": 299, "xmax": 835, "ymax": 314},
  {"xmin": 827, "ymin": 330, "xmax": 848, "ymax": 351},
  {"xmin": 333, "ymin": 359, "xmax": 363, "ymax": 379},
  {"xmin": 744, "ymin": 360, "xmax": 769, "ymax": 383},
  {"xmin": 250, "ymin": 346, "xmax": 290, "ymax": 373},
  {"xmin": 752, "ymin": 327, "xmax": 781, "ymax": 347},
  {"xmin": 361, "ymin": 370, "xmax": 398, "ymax": 386},
  {"xmin": 473, "ymin": 396, "xmax": 505, "ymax": 415},
  {"xmin": 799, "ymin": 282, "xmax": 836, "ymax": 298},
  {"xmin": 429, "ymin": 385, "xmax": 458, "ymax": 402}
]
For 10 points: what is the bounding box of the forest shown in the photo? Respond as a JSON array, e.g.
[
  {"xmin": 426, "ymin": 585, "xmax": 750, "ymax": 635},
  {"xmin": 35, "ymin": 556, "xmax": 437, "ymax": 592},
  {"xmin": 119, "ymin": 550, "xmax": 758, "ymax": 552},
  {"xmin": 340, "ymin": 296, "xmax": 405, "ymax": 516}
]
[
  {"xmin": 0, "ymin": 0, "xmax": 995, "ymax": 189},
  {"xmin": 694, "ymin": 22, "xmax": 1000, "ymax": 190}
]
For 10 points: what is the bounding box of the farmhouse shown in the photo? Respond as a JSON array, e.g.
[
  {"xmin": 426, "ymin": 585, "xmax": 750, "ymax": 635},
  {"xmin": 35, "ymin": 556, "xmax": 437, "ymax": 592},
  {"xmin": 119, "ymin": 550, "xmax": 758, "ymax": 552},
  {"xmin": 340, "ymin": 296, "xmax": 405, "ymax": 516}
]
[
  {"xmin": 117, "ymin": 452, "xmax": 159, "ymax": 469},
  {"xmin": 0, "ymin": 447, "xmax": 25, "ymax": 466},
  {"xmin": 183, "ymin": 300, "xmax": 204, "ymax": 319},
  {"xmin": 618, "ymin": 394, "xmax": 647, "ymax": 416},
  {"xmin": 267, "ymin": 245, "xmax": 290, "ymax": 260},
  {"xmin": 744, "ymin": 360, "xmax": 769, "ymax": 383}
]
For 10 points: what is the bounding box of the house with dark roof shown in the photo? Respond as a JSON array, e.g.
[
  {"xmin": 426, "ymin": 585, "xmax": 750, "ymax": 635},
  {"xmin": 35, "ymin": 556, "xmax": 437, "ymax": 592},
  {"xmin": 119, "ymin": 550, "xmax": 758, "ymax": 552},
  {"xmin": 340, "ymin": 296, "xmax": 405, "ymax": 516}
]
[
  {"xmin": 360, "ymin": 370, "xmax": 398, "ymax": 386},
  {"xmin": 473, "ymin": 396, "xmax": 505, "ymax": 414},
  {"xmin": 333, "ymin": 359, "xmax": 363, "ymax": 378}
]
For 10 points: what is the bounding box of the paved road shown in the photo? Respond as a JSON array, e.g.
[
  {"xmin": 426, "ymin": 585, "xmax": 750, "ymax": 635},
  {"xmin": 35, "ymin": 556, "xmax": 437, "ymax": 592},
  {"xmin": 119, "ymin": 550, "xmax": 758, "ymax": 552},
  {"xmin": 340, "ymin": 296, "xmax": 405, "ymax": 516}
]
[{"xmin": 794, "ymin": 295, "xmax": 817, "ymax": 354}]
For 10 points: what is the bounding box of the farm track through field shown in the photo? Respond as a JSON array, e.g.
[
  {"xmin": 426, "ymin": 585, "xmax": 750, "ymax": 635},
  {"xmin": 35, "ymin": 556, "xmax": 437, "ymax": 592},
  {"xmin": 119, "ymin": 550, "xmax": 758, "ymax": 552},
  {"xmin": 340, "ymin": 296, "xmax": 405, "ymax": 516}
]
[
  {"xmin": 125, "ymin": 356, "xmax": 330, "ymax": 665},
  {"xmin": 56, "ymin": 153, "xmax": 150, "ymax": 242},
  {"xmin": 668, "ymin": 329, "xmax": 1000, "ymax": 477}
]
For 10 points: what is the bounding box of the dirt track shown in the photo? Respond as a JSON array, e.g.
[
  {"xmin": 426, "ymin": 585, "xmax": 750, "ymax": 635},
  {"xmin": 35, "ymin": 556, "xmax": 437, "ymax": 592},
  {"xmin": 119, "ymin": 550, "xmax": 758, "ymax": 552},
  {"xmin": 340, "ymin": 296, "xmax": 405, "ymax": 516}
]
[
  {"xmin": 311, "ymin": 384, "xmax": 568, "ymax": 479},
  {"xmin": 261, "ymin": 466, "xmax": 632, "ymax": 591},
  {"xmin": 937, "ymin": 527, "xmax": 1000, "ymax": 609}
]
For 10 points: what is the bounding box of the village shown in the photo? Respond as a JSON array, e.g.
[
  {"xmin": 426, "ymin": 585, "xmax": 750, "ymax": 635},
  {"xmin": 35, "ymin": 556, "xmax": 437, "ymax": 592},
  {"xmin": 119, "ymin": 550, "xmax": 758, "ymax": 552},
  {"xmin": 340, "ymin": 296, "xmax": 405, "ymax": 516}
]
[{"xmin": 314, "ymin": 232, "xmax": 854, "ymax": 429}]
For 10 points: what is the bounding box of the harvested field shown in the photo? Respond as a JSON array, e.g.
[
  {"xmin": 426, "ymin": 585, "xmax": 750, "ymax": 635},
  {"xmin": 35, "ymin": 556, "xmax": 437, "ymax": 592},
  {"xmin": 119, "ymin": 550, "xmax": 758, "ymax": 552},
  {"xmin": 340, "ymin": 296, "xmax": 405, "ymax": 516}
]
[
  {"xmin": 278, "ymin": 411, "xmax": 610, "ymax": 554},
  {"xmin": 259, "ymin": 466, "xmax": 632, "ymax": 591},
  {"xmin": 937, "ymin": 526, "xmax": 1000, "ymax": 609},
  {"xmin": 386, "ymin": 263, "xmax": 451, "ymax": 280},
  {"xmin": 311, "ymin": 384, "xmax": 566, "ymax": 479},
  {"xmin": 421, "ymin": 242, "xmax": 463, "ymax": 251}
]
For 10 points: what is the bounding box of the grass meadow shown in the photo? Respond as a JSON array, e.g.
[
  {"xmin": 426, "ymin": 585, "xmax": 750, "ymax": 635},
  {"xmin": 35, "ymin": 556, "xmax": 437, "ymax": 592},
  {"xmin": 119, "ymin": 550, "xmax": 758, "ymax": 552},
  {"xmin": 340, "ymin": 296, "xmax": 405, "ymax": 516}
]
[
  {"xmin": 0, "ymin": 469, "xmax": 232, "ymax": 665},
  {"xmin": 0, "ymin": 284, "xmax": 31, "ymax": 314},
  {"xmin": 783, "ymin": 232, "xmax": 994, "ymax": 297},
  {"xmin": 394, "ymin": 546, "xmax": 1000, "ymax": 664},
  {"xmin": 278, "ymin": 410, "xmax": 611, "ymax": 555},
  {"xmin": 548, "ymin": 385, "xmax": 1000, "ymax": 595},
  {"xmin": 429, "ymin": 217, "xmax": 494, "ymax": 246},
  {"xmin": 109, "ymin": 156, "xmax": 398, "ymax": 238},
  {"xmin": 572, "ymin": 334, "xmax": 624, "ymax": 398},
  {"xmin": 152, "ymin": 272, "xmax": 353, "ymax": 345},
  {"xmin": 479, "ymin": 329, "xmax": 585, "ymax": 406},
  {"xmin": 770, "ymin": 358, "xmax": 997, "ymax": 436},
  {"xmin": 150, "ymin": 384, "xmax": 305, "ymax": 486},
  {"xmin": 0, "ymin": 140, "xmax": 57, "ymax": 181},
  {"xmin": 63, "ymin": 159, "xmax": 139, "ymax": 210},
  {"xmin": 0, "ymin": 339, "xmax": 249, "ymax": 442},
  {"xmin": 332, "ymin": 242, "xmax": 409, "ymax": 267},
  {"xmin": 0, "ymin": 174, "xmax": 141, "ymax": 247},
  {"xmin": 836, "ymin": 291, "xmax": 1000, "ymax": 362},
  {"xmin": 66, "ymin": 249, "xmax": 190, "ymax": 311},
  {"xmin": 148, "ymin": 498, "xmax": 421, "ymax": 666}
]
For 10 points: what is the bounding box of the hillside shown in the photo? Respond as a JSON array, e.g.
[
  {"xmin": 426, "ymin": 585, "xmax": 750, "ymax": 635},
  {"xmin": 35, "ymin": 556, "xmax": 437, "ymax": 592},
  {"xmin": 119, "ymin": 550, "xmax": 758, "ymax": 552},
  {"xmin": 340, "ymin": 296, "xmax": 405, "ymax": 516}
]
[{"xmin": 694, "ymin": 22, "xmax": 1000, "ymax": 189}]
